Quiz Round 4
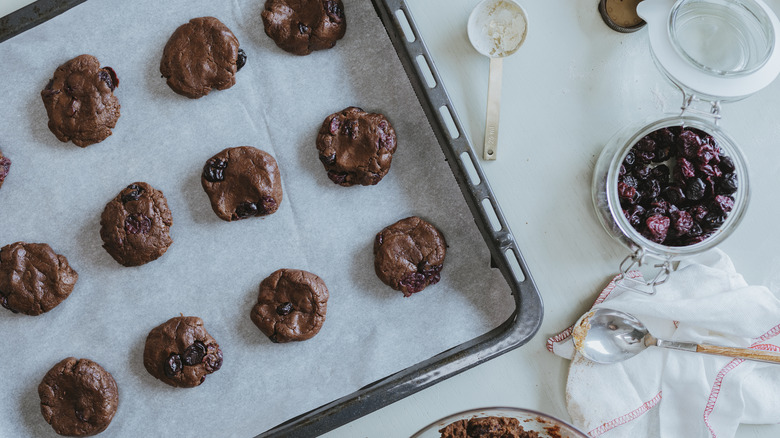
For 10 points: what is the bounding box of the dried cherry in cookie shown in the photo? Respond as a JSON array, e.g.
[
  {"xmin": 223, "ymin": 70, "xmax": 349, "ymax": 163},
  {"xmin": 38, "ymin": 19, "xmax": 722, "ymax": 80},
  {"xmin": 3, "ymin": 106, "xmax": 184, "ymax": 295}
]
[
  {"xmin": 262, "ymin": 0, "xmax": 347, "ymax": 56},
  {"xmin": 38, "ymin": 357, "xmax": 118, "ymax": 436},
  {"xmin": 316, "ymin": 107, "xmax": 397, "ymax": 186},
  {"xmin": 143, "ymin": 316, "xmax": 223, "ymax": 388},
  {"xmin": 373, "ymin": 217, "xmax": 446, "ymax": 297},
  {"xmin": 160, "ymin": 17, "xmax": 244, "ymax": 98},
  {"xmin": 0, "ymin": 242, "xmax": 78, "ymax": 315},
  {"xmin": 40, "ymin": 54, "xmax": 121, "ymax": 147},
  {"xmin": 250, "ymin": 269, "xmax": 329, "ymax": 343},
  {"xmin": 200, "ymin": 146, "xmax": 283, "ymax": 221},
  {"xmin": 99, "ymin": 182, "xmax": 173, "ymax": 267}
]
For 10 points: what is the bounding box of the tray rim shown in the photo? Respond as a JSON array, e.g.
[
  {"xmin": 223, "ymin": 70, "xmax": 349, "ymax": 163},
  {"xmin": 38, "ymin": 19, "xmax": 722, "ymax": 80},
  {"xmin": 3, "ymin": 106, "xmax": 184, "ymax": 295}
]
[
  {"xmin": 0, "ymin": 0, "xmax": 86, "ymax": 44},
  {"xmin": 0, "ymin": 1, "xmax": 544, "ymax": 436}
]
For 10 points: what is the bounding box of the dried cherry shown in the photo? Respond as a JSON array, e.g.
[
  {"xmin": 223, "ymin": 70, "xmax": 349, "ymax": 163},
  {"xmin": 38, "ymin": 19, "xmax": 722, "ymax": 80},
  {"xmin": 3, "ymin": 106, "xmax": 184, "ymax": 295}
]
[{"xmin": 617, "ymin": 126, "xmax": 738, "ymax": 247}]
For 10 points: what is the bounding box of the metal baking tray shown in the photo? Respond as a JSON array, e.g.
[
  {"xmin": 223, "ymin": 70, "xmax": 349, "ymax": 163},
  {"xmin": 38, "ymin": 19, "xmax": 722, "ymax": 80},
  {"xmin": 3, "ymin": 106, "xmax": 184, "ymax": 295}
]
[{"xmin": 0, "ymin": 1, "xmax": 544, "ymax": 436}]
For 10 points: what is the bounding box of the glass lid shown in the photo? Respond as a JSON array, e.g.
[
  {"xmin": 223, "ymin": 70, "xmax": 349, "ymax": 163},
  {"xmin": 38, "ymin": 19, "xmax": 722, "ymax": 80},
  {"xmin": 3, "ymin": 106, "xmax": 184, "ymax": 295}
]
[{"xmin": 638, "ymin": 0, "xmax": 780, "ymax": 101}]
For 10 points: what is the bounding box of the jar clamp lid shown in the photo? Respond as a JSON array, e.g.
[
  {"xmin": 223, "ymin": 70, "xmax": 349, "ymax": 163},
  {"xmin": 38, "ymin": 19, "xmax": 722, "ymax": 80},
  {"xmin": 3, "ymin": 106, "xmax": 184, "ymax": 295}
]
[{"xmin": 638, "ymin": 0, "xmax": 780, "ymax": 102}]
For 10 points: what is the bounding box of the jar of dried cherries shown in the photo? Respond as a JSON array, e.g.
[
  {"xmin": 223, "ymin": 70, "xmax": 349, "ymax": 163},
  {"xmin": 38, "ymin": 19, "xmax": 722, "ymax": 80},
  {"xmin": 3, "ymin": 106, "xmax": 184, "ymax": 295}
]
[{"xmin": 592, "ymin": 0, "xmax": 780, "ymax": 294}]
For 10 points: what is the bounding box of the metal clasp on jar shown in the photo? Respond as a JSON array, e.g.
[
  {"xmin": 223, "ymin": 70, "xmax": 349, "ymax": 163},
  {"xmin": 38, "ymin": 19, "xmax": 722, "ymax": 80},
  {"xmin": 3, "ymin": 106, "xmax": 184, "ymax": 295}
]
[
  {"xmin": 678, "ymin": 88, "xmax": 722, "ymax": 125},
  {"xmin": 615, "ymin": 247, "xmax": 672, "ymax": 295}
]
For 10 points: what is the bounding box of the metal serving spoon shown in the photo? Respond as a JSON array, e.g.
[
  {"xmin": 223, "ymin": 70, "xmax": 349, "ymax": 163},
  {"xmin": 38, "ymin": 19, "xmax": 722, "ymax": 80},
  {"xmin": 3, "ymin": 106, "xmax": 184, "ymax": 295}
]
[{"xmin": 573, "ymin": 308, "xmax": 780, "ymax": 364}]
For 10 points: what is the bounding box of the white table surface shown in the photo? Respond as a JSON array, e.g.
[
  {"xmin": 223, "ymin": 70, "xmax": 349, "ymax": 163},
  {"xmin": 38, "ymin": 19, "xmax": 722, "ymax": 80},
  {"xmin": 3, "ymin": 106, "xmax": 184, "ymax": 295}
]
[{"xmin": 2, "ymin": 1, "xmax": 779, "ymax": 437}]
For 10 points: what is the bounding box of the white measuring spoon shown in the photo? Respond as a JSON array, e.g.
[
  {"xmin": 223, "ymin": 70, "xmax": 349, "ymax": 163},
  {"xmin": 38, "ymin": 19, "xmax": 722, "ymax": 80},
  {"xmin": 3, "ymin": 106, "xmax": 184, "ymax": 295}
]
[{"xmin": 467, "ymin": 0, "xmax": 528, "ymax": 161}]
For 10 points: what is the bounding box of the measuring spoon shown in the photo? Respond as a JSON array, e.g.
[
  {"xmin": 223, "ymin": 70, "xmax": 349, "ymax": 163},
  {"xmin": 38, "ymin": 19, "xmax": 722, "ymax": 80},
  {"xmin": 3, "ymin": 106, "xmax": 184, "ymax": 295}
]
[
  {"xmin": 467, "ymin": 0, "xmax": 528, "ymax": 160},
  {"xmin": 573, "ymin": 308, "xmax": 780, "ymax": 364}
]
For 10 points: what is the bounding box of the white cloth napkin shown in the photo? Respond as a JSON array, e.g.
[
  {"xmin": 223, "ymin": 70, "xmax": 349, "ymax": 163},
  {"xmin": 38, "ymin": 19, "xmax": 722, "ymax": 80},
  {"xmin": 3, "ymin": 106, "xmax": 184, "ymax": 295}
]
[{"xmin": 547, "ymin": 249, "xmax": 780, "ymax": 438}]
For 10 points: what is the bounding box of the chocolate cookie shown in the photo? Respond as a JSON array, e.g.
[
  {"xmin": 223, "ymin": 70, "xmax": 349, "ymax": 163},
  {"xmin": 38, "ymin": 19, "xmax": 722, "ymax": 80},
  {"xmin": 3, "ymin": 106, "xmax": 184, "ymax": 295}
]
[
  {"xmin": 250, "ymin": 269, "xmax": 329, "ymax": 343},
  {"xmin": 0, "ymin": 242, "xmax": 78, "ymax": 315},
  {"xmin": 0, "ymin": 149, "xmax": 10, "ymax": 189},
  {"xmin": 316, "ymin": 107, "xmax": 397, "ymax": 186},
  {"xmin": 439, "ymin": 416, "xmax": 539, "ymax": 438},
  {"xmin": 261, "ymin": 0, "xmax": 347, "ymax": 56},
  {"xmin": 373, "ymin": 217, "xmax": 446, "ymax": 297},
  {"xmin": 41, "ymin": 54, "xmax": 120, "ymax": 147},
  {"xmin": 38, "ymin": 357, "xmax": 119, "ymax": 437},
  {"xmin": 143, "ymin": 316, "xmax": 223, "ymax": 388},
  {"xmin": 201, "ymin": 146, "xmax": 283, "ymax": 221},
  {"xmin": 99, "ymin": 182, "xmax": 173, "ymax": 267},
  {"xmin": 160, "ymin": 17, "xmax": 246, "ymax": 98}
]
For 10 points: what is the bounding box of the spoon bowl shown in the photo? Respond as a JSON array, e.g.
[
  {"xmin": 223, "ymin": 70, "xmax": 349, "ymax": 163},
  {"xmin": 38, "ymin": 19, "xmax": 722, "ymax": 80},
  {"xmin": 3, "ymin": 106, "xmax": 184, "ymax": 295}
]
[
  {"xmin": 573, "ymin": 308, "xmax": 649, "ymax": 364},
  {"xmin": 573, "ymin": 308, "xmax": 780, "ymax": 365},
  {"xmin": 467, "ymin": 0, "xmax": 528, "ymax": 59}
]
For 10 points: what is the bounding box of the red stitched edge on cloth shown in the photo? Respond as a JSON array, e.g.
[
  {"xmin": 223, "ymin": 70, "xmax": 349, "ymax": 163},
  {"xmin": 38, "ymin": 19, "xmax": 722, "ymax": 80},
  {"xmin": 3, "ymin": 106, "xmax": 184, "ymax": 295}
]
[
  {"xmin": 588, "ymin": 391, "xmax": 662, "ymax": 437},
  {"xmin": 703, "ymin": 343, "xmax": 780, "ymax": 437},
  {"xmin": 546, "ymin": 327, "xmax": 574, "ymax": 353},
  {"xmin": 753, "ymin": 322, "xmax": 780, "ymax": 344},
  {"xmin": 703, "ymin": 358, "xmax": 743, "ymax": 438},
  {"xmin": 546, "ymin": 271, "xmax": 643, "ymax": 353},
  {"xmin": 749, "ymin": 344, "xmax": 780, "ymax": 352}
]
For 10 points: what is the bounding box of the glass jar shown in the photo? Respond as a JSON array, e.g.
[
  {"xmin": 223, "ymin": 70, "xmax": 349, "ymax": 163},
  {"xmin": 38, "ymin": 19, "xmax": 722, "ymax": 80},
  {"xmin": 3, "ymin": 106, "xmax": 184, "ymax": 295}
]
[
  {"xmin": 591, "ymin": 0, "xmax": 779, "ymax": 293},
  {"xmin": 592, "ymin": 113, "xmax": 750, "ymax": 292}
]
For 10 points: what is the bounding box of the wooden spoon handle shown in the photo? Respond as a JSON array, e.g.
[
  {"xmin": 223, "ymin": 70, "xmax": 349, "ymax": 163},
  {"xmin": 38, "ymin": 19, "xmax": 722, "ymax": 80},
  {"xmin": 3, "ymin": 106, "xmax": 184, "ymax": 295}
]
[
  {"xmin": 483, "ymin": 57, "xmax": 503, "ymax": 161},
  {"xmin": 697, "ymin": 344, "xmax": 780, "ymax": 364}
]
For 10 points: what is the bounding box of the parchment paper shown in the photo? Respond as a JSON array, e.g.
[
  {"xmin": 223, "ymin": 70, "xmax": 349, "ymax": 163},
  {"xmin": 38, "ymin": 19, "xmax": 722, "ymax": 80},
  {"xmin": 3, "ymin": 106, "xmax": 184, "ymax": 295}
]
[{"xmin": 0, "ymin": 0, "xmax": 515, "ymax": 436}]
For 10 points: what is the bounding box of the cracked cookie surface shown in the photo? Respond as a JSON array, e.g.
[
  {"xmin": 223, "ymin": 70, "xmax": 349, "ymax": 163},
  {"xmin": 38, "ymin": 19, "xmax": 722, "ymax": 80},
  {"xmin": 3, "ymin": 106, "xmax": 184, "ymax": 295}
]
[
  {"xmin": 0, "ymin": 242, "xmax": 78, "ymax": 315},
  {"xmin": 143, "ymin": 316, "xmax": 223, "ymax": 388},
  {"xmin": 373, "ymin": 216, "xmax": 446, "ymax": 297},
  {"xmin": 38, "ymin": 357, "xmax": 118, "ymax": 437},
  {"xmin": 250, "ymin": 269, "xmax": 329, "ymax": 343},
  {"xmin": 316, "ymin": 106, "xmax": 397, "ymax": 186},
  {"xmin": 201, "ymin": 146, "xmax": 283, "ymax": 221},
  {"xmin": 99, "ymin": 182, "xmax": 173, "ymax": 267},
  {"xmin": 262, "ymin": 0, "xmax": 347, "ymax": 56},
  {"xmin": 41, "ymin": 54, "xmax": 120, "ymax": 147},
  {"xmin": 160, "ymin": 16, "xmax": 244, "ymax": 98}
]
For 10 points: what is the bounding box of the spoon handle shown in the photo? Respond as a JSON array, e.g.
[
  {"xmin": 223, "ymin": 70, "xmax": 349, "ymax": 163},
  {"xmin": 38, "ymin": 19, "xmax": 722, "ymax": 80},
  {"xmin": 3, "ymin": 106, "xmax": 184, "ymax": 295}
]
[
  {"xmin": 483, "ymin": 57, "xmax": 503, "ymax": 161},
  {"xmin": 696, "ymin": 344, "xmax": 780, "ymax": 364}
]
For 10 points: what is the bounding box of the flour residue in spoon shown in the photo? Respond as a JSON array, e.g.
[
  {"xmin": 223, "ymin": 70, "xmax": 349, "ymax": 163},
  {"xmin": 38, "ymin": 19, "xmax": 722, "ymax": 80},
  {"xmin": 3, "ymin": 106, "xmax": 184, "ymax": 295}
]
[
  {"xmin": 572, "ymin": 310, "xmax": 594, "ymax": 355},
  {"xmin": 472, "ymin": 0, "xmax": 527, "ymax": 57}
]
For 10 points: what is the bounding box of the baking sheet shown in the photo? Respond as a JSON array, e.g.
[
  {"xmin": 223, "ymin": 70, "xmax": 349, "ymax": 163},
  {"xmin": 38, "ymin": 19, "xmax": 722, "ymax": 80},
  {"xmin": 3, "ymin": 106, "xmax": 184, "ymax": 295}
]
[{"xmin": 0, "ymin": 0, "xmax": 515, "ymax": 436}]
